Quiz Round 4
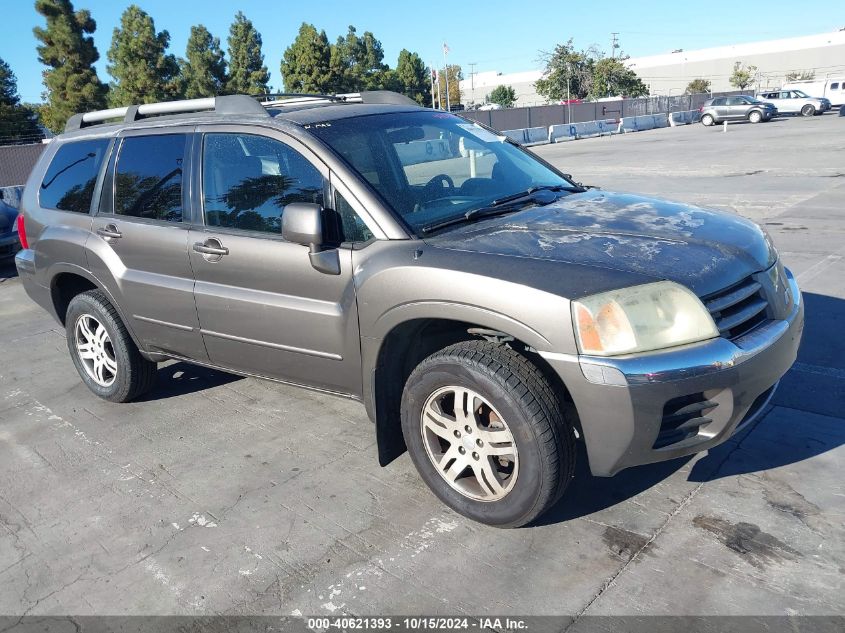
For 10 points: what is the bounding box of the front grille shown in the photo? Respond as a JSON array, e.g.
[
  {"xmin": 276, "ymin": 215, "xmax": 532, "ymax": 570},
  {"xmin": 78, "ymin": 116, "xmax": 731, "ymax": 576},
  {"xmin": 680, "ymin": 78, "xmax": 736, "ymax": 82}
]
[
  {"xmin": 653, "ymin": 392, "xmax": 719, "ymax": 449},
  {"xmin": 703, "ymin": 275, "xmax": 769, "ymax": 340}
]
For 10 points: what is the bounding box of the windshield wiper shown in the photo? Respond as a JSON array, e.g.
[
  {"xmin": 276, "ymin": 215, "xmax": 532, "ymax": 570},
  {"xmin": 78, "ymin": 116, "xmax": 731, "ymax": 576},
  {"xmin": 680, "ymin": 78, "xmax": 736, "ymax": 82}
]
[{"xmin": 420, "ymin": 185, "xmax": 578, "ymax": 234}]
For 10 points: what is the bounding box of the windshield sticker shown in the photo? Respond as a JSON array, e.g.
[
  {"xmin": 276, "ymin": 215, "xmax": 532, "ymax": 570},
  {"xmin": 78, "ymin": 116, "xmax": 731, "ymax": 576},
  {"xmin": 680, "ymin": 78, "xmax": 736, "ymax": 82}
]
[{"xmin": 457, "ymin": 123, "xmax": 506, "ymax": 143}]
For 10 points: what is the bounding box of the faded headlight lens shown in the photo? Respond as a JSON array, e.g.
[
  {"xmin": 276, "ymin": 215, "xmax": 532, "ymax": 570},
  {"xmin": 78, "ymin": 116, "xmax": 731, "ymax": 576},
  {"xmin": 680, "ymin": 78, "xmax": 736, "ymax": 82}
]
[{"xmin": 572, "ymin": 281, "xmax": 719, "ymax": 356}]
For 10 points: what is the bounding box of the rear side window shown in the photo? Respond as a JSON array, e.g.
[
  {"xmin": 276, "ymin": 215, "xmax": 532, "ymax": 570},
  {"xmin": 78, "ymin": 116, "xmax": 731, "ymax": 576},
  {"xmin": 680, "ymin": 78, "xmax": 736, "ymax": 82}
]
[
  {"xmin": 711, "ymin": 98, "xmax": 726, "ymax": 106},
  {"xmin": 39, "ymin": 139, "xmax": 110, "ymax": 213},
  {"xmin": 114, "ymin": 134, "xmax": 186, "ymax": 222},
  {"xmin": 831, "ymin": 83, "xmax": 840, "ymax": 90},
  {"xmin": 202, "ymin": 133, "xmax": 324, "ymax": 235}
]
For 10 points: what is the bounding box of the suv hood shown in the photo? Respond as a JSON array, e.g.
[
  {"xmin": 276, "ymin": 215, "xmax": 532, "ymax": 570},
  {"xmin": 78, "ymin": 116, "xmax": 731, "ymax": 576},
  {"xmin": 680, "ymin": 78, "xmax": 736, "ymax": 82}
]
[{"xmin": 424, "ymin": 189, "xmax": 774, "ymax": 297}]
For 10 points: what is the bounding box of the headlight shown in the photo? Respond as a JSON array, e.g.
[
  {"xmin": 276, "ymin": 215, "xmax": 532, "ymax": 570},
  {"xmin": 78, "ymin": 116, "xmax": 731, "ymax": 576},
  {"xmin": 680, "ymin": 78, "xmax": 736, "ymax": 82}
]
[{"xmin": 572, "ymin": 281, "xmax": 719, "ymax": 356}]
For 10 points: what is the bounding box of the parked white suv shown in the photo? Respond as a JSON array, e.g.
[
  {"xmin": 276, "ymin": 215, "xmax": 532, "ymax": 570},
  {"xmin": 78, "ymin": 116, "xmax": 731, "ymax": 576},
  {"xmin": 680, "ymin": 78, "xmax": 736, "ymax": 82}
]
[{"xmin": 756, "ymin": 89, "xmax": 831, "ymax": 116}]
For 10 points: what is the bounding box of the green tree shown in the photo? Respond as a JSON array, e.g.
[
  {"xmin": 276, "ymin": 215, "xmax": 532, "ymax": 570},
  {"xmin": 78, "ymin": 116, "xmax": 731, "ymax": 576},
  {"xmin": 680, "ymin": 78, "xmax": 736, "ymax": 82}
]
[
  {"xmin": 785, "ymin": 70, "xmax": 815, "ymax": 82},
  {"xmin": 437, "ymin": 64, "xmax": 462, "ymax": 106},
  {"xmin": 107, "ymin": 5, "xmax": 181, "ymax": 106},
  {"xmin": 280, "ymin": 23, "xmax": 335, "ymax": 93},
  {"xmin": 226, "ymin": 11, "xmax": 270, "ymax": 95},
  {"xmin": 0, "ymin": 58, "xmax": 42, "ymax": 141},
  {"xmin": 535, "ymin": 39, "xmax": 594, "ymax": 101},
  {"xmin": 330, "ymin": 26, "xmax": 389, "ymax": 91},
  {"xmin": 729, "ymin": 61, "xmax": 757, "ymax": 90},
  {"xmin": 488, "ymin": 84, "xmax": 516, "ymax": 108},
  {"xmin": 590, "ymin": 57, "xmax": 648, "ymax": 99},
  {"xmin": 685, "ymin": 78, "xmax": 711, "ymax": 94},
  {"xmin": 180, "ymin": 25, "xmax": 227, "ymax": 99},
  {"xmin": 33, "ymin": 0, "xmax": 107, "ymax": 133},
  {"xmin": 394, "ymin": 49, "xmax": 429, "ymax": 105}
]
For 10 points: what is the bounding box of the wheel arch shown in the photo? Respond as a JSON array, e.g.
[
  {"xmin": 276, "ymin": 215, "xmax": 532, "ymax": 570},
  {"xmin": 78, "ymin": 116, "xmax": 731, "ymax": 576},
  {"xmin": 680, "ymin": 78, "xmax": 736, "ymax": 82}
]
[
  {"xmin": 48, "ymin": 265, "xmax": 146, "ymax": 355},
  {"xmin": 365, "ymin": 313, "xmax": 576, "ymax": 467}
]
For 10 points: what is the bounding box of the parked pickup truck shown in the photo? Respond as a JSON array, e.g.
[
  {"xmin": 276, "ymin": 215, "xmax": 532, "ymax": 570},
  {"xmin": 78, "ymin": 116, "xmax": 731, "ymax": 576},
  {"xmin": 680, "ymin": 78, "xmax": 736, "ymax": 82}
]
[{"xmin": 15, "ymin": 92, "xmax": 803, "ymax": 527}]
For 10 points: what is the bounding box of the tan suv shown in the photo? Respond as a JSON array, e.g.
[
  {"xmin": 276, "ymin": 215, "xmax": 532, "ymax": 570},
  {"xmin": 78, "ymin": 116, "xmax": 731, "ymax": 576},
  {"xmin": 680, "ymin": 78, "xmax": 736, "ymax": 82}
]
[{"xmin": 15, "ymin": 92, "xmax": 803, "ymax": 527}]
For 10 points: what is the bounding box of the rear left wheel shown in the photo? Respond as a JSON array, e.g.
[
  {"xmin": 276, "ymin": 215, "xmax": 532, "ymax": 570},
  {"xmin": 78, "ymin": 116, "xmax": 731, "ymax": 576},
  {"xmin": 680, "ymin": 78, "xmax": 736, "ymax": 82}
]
[
  {"xmin": 400, "ymin": 340, "xmax": 575, "ymax": 528},
  {"xmin": 65, "ymin": 290, "xmax": 156, "ymax": 402}
]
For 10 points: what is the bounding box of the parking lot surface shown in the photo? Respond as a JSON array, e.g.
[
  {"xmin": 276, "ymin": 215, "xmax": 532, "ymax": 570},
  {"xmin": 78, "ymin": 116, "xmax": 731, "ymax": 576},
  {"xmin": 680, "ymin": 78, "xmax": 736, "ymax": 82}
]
[{"xmin": 1, "ymin": 113, "xmax": 843, "ymax": 619}]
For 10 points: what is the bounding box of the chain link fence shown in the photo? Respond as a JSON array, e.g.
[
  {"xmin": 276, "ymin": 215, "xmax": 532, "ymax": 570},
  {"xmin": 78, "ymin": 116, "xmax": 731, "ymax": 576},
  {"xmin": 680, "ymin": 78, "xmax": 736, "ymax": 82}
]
[{"xmin": 459, "ymin": 90, "xmax": 748, "ymax": 130}]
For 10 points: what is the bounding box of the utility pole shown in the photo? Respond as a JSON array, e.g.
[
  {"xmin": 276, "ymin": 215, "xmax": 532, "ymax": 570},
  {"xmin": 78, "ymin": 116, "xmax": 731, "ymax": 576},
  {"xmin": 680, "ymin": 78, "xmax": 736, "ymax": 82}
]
[
  {"xmin": 469, "ymin": 62, "xmax": 477, "ymax": 105},
  {"xmin": 610, "ymin": 32, "xmax": 619, "ymax": 59}
]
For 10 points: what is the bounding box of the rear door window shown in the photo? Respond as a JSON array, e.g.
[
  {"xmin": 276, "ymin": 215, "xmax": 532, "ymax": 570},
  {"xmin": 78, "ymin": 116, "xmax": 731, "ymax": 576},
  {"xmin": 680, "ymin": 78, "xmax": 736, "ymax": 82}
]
[
  {"xmin": 114, "ymin": 134, "xmax": 187, "ymax": 222},
  {"xmin": 39, "ymin": 139, "xmax": 110, "ymax": 213},
  {"xmin": 831, "ymin": 83, "xmax": 840, "ymax": 90}
]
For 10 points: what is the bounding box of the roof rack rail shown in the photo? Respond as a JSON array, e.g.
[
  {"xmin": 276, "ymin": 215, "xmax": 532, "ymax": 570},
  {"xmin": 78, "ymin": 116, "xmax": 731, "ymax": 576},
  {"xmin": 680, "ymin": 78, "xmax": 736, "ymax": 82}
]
[
  {"xmin": 64, "ymin": 94, "xmax": 269, "ymax": 133},
  {"xmin": 257, "ymin": 90, "xmax": 418, "ymax": 108}
]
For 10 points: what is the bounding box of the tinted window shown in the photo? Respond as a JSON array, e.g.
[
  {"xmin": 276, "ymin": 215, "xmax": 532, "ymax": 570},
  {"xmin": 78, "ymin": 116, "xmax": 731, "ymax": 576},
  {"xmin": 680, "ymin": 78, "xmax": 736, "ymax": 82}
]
[
  {"xmin": 114, "ymin": 134, "xmax": 186, "ymax": 222},
  {"xmin": 335, "ymin": 191, "xmax": 373, "ymax": 243},
  {"xmin": 40, "ymin": 139, "xmax": 110, "ymax": 213},
  {"xmin": 711, "ymin": 98, "xmax": 726, "ymax": 106},
  {"xmin": 831, "ymin": 83, "xmax": 840, "ymax": 90},
  {"xmin": 202, "ymin": 133, "xmax": 324, "ymax": 234}
]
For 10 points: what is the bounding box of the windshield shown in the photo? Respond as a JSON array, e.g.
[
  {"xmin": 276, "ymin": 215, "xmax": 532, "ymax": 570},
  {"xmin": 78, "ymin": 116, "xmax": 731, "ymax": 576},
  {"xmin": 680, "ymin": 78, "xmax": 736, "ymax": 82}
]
[
  {"xmin": 309, "ymin": 111, "xmax": 574, "ymax": 234},
  {"xmin": 793, "ymin": 90, "xmax": 809, "ymax": 98}
]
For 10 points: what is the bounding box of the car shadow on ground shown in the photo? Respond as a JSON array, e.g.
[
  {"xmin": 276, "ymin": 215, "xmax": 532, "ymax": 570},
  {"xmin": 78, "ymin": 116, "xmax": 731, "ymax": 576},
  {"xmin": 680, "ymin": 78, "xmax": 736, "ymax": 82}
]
[
  {"xmin": 136, "ymin": 361, "xmax": 242, "ymax": 401},
  {"xmin": 536, "ymin": 291, "xmax": 845, "ymax": 526}
]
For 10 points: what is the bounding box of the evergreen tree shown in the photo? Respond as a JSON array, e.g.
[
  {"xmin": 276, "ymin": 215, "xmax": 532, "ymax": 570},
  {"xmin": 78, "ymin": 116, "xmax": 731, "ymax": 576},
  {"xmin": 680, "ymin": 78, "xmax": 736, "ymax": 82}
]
[
  {"xmin": 280, "ymin": 23, "xmax": 335, "ymax": 93},
  {"xmin": 331, "ymin": 26, "xmax": 388, "ymax": 91},
  {"xmin": 535, "ymin": 39, "xmax": 595, "ymax": 101},
  {"xmin": 394, "ymin": 49, "xmax": 429, "ymax": 105},
  {"xmin": 181, "ymin": 25, "xmax": 227, "ymax": 99},
  {"xmin": 0, "ymin": 57, "xmax": 42, "ymax": 141},
  {"xmin": 107, "ymin": 5, "xmax": 181, "ymax": 106},
  {"xmin": 226, "ymin": 11, "xmax": 269, "ymax": 95},
  {"xmin": 33, "ymin": 0, "xmax": 107, "ymax": 133}
]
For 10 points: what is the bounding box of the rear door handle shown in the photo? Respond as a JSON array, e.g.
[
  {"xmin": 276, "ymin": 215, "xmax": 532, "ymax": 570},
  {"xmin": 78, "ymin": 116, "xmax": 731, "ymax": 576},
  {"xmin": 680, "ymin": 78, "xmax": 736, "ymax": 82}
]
[
  {"xmin": 193, "ymin": 241, "xmax": 229, "ymax": 256},
  {"xmin": 97, "ymin": 224, "xmax": 122, "ymax": 239}
]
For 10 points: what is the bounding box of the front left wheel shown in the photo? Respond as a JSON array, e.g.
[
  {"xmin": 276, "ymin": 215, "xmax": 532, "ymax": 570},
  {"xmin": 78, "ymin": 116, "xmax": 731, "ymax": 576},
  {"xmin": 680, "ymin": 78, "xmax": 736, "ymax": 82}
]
[
  {"xmin": 400, "ymin": 340, "xmax": 576, "ymax": 528},
  {"xmin": 65, "ymin": 289, "xmax": 157, "ymax": 402}
]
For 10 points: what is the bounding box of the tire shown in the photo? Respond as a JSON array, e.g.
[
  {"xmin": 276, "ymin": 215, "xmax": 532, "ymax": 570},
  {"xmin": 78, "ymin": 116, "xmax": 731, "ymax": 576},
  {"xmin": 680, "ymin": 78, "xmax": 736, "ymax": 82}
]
[
  {"xmin": 748, "ymin": 110, "xmax": 763, "ymax": 124},
  {"xmin": 800, "ymin": 104, "xmax": 815, "ymax": 117},
  {"xmin": 701, "ymin": 114, "xmax": 715, "ymax": 126},
  {"xmin": 65, "ymin": 289, "xmax": 156, "ymax": 402},
  {"xmin": 400, "ymin": 340, "xmax": 575, "ymax": 528}
]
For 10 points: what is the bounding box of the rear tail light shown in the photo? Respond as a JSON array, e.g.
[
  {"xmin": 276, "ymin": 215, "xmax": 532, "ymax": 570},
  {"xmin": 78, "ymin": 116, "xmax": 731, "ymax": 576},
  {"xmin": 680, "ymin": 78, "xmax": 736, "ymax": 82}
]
[{"xmin": 16, "ymin": 214, "xmax": 28, "ymax": 249}]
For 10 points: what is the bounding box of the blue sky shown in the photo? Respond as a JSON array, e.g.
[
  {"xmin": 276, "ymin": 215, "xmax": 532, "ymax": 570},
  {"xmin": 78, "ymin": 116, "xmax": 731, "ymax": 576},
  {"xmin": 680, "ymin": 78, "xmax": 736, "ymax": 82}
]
[{"xmin": 3, "ymin": 0, "xmax": 842, "ymax": 102}]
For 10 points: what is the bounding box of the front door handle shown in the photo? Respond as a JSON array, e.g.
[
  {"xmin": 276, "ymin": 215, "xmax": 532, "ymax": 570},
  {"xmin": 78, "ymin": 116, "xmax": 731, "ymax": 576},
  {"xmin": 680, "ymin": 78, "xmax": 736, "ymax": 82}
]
[
  {"xmin": 97, "ymin": 224, "xmax": 122, "ymax": 239},
  {"xmin": 193, "ymin": 240, "xmax": 229, "ymax": 257}
]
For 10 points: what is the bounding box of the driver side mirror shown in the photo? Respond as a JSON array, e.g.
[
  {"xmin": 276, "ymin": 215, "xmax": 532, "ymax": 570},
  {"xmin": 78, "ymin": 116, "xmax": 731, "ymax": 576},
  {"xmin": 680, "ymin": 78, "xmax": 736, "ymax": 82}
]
[{"xmin": 281, "ymin": 203, "xmax": 341, "ymax": 275}]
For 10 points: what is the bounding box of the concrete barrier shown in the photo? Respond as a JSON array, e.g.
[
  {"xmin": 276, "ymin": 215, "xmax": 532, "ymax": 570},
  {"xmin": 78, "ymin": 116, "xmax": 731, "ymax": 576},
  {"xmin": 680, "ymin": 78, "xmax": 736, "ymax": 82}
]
[
  {"xmin": 394, "ymin": 138, "xmax": 452, "ymax": 163},
  {"xmin": 549, "ymin": 119, "xmax": 617, "ymax": 142},
  {"xmin": 503, "ymin": 127, "xmax": 551, "ymax": 146},
  {"xmin": 668, "ymin": 110, "xmax": 702, "ymax": 126},
  {"xmin": 618, "ymin": 114, "xmax": 670, "ymax": 133}
]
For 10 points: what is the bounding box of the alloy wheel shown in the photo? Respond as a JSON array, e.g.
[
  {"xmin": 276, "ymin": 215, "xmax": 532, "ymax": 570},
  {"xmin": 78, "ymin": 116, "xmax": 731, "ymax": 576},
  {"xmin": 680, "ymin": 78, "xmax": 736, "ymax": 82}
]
[
  {"xmin": 420, "ymin": 385, "xmax": 518, "ymax": 501},
  {"xmin": 74, "ymin": 314, "xmax": 118, "ymax": 387}
]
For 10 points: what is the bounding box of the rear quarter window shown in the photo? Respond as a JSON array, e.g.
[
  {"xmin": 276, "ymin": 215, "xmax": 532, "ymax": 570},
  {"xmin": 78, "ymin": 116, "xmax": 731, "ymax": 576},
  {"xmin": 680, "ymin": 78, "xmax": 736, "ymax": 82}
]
[{"xmin": 39, "ymin": 139, "xmax": 111, "ymax": 213}]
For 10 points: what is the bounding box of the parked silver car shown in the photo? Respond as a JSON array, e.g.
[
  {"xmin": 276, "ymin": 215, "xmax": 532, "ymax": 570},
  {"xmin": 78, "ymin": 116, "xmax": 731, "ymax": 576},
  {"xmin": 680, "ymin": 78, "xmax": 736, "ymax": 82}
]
[
  {"xmin": 15, "ymin": 92, "xmax": 803, "ymax": 527},
  {"xmin": 756, "ymin": 89, "xmax": 831, "ymax": 116},
  {"xmin": 700, "ymin": 96, "xmax": 778, "ymax": 125}
]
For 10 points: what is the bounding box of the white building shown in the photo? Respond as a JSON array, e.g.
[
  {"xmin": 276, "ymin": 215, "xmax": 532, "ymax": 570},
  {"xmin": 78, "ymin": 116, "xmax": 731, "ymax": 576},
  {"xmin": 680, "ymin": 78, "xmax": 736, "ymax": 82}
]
[{"xmin": 460, "ymin": 30, "xmax": 845, "ymax": 105}]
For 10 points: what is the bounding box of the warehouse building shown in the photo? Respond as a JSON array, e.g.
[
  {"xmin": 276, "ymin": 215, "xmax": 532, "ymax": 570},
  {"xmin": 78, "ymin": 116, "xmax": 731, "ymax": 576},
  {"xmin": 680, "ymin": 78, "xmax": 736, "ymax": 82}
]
[{"xmin": 461, "ymin": 29, "xmax": 845, "ymax": 106}]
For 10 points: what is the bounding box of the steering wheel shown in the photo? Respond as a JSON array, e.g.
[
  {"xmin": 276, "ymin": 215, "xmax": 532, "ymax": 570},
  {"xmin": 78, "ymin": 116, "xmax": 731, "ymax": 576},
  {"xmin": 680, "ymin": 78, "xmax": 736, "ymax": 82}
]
[{"xmin": 424, "ymin": 173, "xmax": 455, "ymax": 194}]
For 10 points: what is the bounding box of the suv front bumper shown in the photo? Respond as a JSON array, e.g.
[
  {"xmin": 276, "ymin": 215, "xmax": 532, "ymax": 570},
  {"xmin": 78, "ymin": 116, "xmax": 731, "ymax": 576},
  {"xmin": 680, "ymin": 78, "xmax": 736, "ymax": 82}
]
[{"xmin": 542, "ymin": 269, "xmax": 803, "ymax": 476}]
